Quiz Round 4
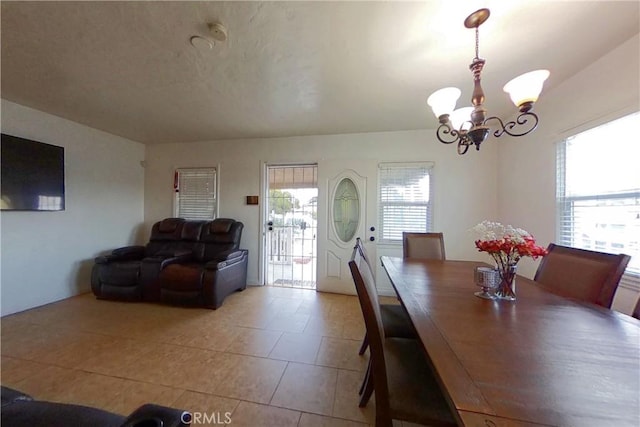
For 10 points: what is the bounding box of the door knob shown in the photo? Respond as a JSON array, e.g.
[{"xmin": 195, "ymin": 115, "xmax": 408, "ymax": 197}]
[
  {"xmin": 369, "ymin": 236, "xmax": 375, "ymax": 242},
  {"xmin": 370, "ymin": 226, "xmax": 375, "ymax": 231}
]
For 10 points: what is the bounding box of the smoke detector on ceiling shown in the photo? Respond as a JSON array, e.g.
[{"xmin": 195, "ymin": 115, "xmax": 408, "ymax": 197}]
[
  {"xmin": 190, "ymin": 35, "xmax": 213, "ymax": 51},
  {"xmin": 208, "ymin": 22, "xmax": 228, "ymax": 42}
]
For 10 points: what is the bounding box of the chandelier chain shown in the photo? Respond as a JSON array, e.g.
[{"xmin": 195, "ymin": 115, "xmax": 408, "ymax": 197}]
[{"xmin": 475, "ymin": 26, "xmax": 480, "ymax": 59}]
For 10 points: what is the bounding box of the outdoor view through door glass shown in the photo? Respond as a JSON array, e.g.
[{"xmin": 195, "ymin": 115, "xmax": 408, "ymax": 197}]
[{"xmin": 266, "ymin": 165, "xmax": 318, "ymax": 289}]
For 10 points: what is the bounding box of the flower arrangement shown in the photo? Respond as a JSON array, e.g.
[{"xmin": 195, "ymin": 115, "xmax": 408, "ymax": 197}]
[{"xmin": 472, "ymin": 221, "xmax": 547, "ymax": 299}]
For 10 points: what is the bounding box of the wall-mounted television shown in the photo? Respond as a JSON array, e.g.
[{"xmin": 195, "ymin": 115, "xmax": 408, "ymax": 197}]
[{"xmin": 1, "ymin": 133, "xmax": 65, "ymax": 211}]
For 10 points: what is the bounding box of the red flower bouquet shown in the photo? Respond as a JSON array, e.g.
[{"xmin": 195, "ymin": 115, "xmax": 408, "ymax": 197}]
[{"xmin": 472, "ymin": 221, "xmax": 547, "ymax": 300}]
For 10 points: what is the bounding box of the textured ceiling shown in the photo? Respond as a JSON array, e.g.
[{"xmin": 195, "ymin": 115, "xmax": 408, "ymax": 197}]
[{"xmin": 1, "ymin": 1, "xmax": 639, "ymax": 144}]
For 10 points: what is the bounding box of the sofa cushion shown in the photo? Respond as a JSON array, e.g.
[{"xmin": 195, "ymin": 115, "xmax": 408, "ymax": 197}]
[
  {"xmin": 210, "ymin": 218, "xmax": 235, "ymax": 234},
  {"xmin": 158, "ymin": 218, "xmax": 183, "ymax": 233}
]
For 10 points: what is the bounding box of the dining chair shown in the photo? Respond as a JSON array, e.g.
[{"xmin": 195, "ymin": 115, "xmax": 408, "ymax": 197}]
[
  {"xmin": 355, "ymin": 238, "xmax": 415, "ymax": 355},
  {"xmin": 631, "ymin": 297, "xmax": 640, "ymax": 320},
  {"xmin": 348, "ymin": 245, "xmax": 456, "ymax": 427},
  {"xmin": 402, "ymin": 232, "xmax": 446, "ymax": 260},
  {"xmin": 533, "ymin": 243, "xmax": 630, "ymax": 309},
  {"xmin": 353, "ymin": 238, "xmax": 416, "ymax": 405}
]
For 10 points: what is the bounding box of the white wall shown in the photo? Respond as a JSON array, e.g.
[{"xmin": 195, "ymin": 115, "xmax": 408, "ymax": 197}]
[
  {"xmin": 1, "ymin": 100, "xmax": 145, "ymax": 315},
  {"xmin": 145, "ymin": 130, "xmax": 499, "ymax": 286},
  {"xmin": 497, "ymin": 34, "xmax": 640, "ymax": 313}
]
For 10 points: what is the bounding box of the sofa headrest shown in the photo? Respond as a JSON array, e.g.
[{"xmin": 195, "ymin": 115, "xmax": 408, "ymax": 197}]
[
  {"xmin": 210, "ymin": 218, "xmax": 236, "ymax": 234},
  {"xmin": 158, "ymin": 218, "xmax": 185, "ymax": 233},
  {"xmin": 181, "ymin": 221, "xmax": 206, "ymax": 241}
]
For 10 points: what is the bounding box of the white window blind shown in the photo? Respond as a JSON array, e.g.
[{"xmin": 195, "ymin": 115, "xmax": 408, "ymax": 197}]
[
  {"xmin": 378, "ymin": 162, "xmax": 433, "ymax": 243},
  {"xmin": 556, "ymin": 112, "xmax": 640, "ymax": 287},
  {"xmin": 174, "ymin": 168, "xmax": 217, "ymax": 220}
]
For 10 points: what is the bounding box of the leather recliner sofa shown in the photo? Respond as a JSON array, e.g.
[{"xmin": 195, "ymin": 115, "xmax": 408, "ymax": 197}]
[
  {"xmin": 159, "ymin": 218, "xmax": 248, "ymax": 309},
  {"xmin": 91, "ymin": 217, "xmax": 247, "ymax": 309},
  {"xmin": 1, "ymin": 386, "xmax": 190, "ymax": 427}
]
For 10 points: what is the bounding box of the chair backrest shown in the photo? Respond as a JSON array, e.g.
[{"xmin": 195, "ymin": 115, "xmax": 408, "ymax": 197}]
[
  {"xmin": 533, "ymin": 243, "xmax": 630, "ymax": 308},
  {"xmin": 146, "ymin": 218, "xmax": 187, "ymax": 256},
  {"xmin": 402, "ymin": 232, "xmax": 446, "ymax": 260},
  {"xmin": 353, "ymin": 238, "xmax": 382, "ymax": 309},
  {"xmin": 355, "ymin": 237, "xmax": 376, "ymax": 280},
  {"xmin": 632, "ymin": 297, "xmax": 640, "ymax": 320},
  {"xmin": 348, "ymin": 241, "xmax": 390, "ymax": 418},
  {"xmin": 197, "ymin": 218, "xmax": 244, "ymax": 262}
]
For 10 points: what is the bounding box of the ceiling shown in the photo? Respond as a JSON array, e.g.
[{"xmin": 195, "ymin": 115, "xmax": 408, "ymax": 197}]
[{"xmin": 1, "ymin": 1, "xmax": 638, "ymax": 145}]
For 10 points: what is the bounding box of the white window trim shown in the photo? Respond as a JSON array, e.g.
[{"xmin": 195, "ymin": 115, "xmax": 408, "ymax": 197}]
[
  {"xmin": 556, "ymin": 112, "xmax": 640, "ymax": 289},
  {"xmin": 378, "ymin": 161, "xmax": 435, "ymax": 245},
  {"xmin": 173, "ymin": 166, "xmax": 219, "ymax": 220}
]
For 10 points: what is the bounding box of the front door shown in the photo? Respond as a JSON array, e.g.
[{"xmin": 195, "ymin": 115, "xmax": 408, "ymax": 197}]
[
  {"xmin": 263, "ymin": 164, "xmax": 318, "ymax": 289},
  {"xmin": 316, "ymin": 159, "xmax": 379, "ymax": 294}
]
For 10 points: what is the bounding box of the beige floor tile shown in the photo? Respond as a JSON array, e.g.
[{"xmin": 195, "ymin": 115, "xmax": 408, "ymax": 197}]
[
  {"xmin": 171, "ymin": 390, "xmax": 240, "ymax": 425},
  {"xmin": 182, "ymin": 324, "xmax": 242, "ymax": 352},
  {"xmin": 270, "ymin": 362, "xmax": 337, "ymax": 415},
  {"xmin": 226, "ymin": 305, "xmax": 280, "ymax": 329},
  {"xmin": 304, "ymin": 316, "xmax": 344, "ymax": 338},
  {"xmin": 1, "ymin": 356, "xmax": 51, "ymax": 387},
  {"xmin": 332, "ymin": 369, "xmax": 375, "ymax": 424},
  {"xmin": 1, "ymin": 289, "xmax": 380, "ymax": 426},
  {"xmin": 341, "ymin": 317, "xmax": 366, "ymax": 341},
  {"xmin": 164, "ymin": 349, "xmax": 235, "ymax": 392},
  {"xmin": 315, "ymin": 337, "xmax": 369, "ymax": 372},
  {"xmin": 102, "ymin": 379, "xmax": 185, "ymax": 415},
  {"xmin": 226, "ymin": 327, "xmax": 282, "ymax": 357},
  {"xmin": 268, "ymin": 332, "xmax": 323, "ymax": 364},
  {"xmin": 298, "ymin": 412, "xmax": 371, "ymax": 427},
  {"xmin": 51, "ymin": 370, "xmax": 130, "ymax": 410},
  {"xmin": 30, "ymin": 332, "xmax": 120, "ymax": 369},
  {"xmin": 76, "ymin": 337, "xmax": 160, "ymax": 379},
  {"xmin": 265, "ymin": 313, "xmax": 311, "ymax": 333},
  {"xmin": 13, "ymin": 365, "xmax": 88, "ymax": 402},
  {"xmin": 1, "ymin": 323, "xmax": 74, "ymax": 360},
  {"xmin": 268, "ymin": 297, "xmax": 304, "ymax": 315},
  {"xmin": 229, "ymin": 401, "xmax": 300, "ymax": 426},
  {"xmin": 214, "ymin": 355, "xmax": 287, "ymax": 404}
]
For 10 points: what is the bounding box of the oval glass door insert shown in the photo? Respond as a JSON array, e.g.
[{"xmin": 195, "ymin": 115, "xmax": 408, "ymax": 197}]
[{"xmin": 333, "ymin": 177, "xmax": 360, "ymax": 242}]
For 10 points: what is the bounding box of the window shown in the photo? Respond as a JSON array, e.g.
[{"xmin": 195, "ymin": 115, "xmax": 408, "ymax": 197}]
[
  {"xmin": 174, "ymin": 168, "xmax": 217, "ymax": 220},
  {"xmin": 556, "ymin": 112, "xmax": 640, "ymax": 285},
  {"xmin": 378, "ymin": 162, "xmax": 433, "ymax": 243}
]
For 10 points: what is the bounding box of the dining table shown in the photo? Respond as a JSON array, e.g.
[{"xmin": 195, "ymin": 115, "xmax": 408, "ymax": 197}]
[{"xmin": 380, "ymin": 256, "xmax": 640, "ymax": 427}]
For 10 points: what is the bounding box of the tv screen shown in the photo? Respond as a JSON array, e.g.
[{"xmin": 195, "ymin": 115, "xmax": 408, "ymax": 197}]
[{"xmin": 1, "ymin": 133, "xmax": 65, "ymax": 211}]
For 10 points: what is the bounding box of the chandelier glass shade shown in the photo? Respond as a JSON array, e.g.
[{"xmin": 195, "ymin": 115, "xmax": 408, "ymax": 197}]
[{"xmin": 427, "ymin": 8, "xmax": 549, "ymax": 155}]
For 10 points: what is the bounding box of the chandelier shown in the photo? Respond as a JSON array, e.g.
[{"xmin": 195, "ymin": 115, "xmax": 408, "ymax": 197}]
[{"xmin": 427, "ymin": 8, "xmax": 549, "ymax": 155}]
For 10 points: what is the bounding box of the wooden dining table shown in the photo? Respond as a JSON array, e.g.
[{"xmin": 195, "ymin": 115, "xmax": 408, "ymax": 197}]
[{"xmin": 380, "ymin": 256, "xmax": 640, "ymax": 427}]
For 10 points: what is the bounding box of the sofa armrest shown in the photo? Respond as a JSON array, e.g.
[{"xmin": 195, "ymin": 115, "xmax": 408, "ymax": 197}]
[
  {"xmin": 142, "ymin": 250, "xmax": 194, "ymax": 268},
  {"xmin": 121, "ymin": 403, "xmax": 190, "ymax": 427},
  {"xmin": 205, "ymin": 250, "xmax": 245, "ymax": 270},
  {"xmin": 95, "ymin": 246, "xmax": 146, "ymax": 264}
]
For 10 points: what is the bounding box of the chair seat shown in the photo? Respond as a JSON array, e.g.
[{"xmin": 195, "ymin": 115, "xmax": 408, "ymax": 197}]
[
  {"xmin": 385, "ymin": 337, "xmax": 456, "ymax": 426},
  {"xmin": 381, "ymin": 304, "xmax": 415, "ymax": 339}
]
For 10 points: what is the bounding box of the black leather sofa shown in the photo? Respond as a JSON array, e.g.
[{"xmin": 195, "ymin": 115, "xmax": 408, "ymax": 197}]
[
  {"xmin": 1, "ymin": 386, "xmax": 190, "ymax": 427},
  {"xmin": 91, "ymin": 218, "xmax": 247, "ymax": 309}
]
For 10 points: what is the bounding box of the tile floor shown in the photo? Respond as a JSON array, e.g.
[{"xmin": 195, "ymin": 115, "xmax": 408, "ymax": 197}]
[{"xmin": 1, "ymin": 286, "xmax": 419, "ymax": 426}]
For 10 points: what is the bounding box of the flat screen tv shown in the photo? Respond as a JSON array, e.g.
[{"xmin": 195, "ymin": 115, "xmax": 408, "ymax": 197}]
[{"xmin": 1, "ymin": 133, "xmax": 65, "ymax": 211}]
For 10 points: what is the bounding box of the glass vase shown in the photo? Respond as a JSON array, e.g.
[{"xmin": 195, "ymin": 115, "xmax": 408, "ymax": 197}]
[{"xmin": 495, "ymin": 263, "xmax": 517, "ymax": 301}]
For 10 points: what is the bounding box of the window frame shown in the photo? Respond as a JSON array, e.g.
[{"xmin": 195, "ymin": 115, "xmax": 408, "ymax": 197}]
[
  {"xmin": 556, "ymin": 112, "xmax": 640, "ymax": 289},
  {"xmin": 377, "ymin": 162, "xmax": 434, "ymax": 244},
  {"xmin": 173, "ymin": 167, "xmax": 218, "ymax": 220}
]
